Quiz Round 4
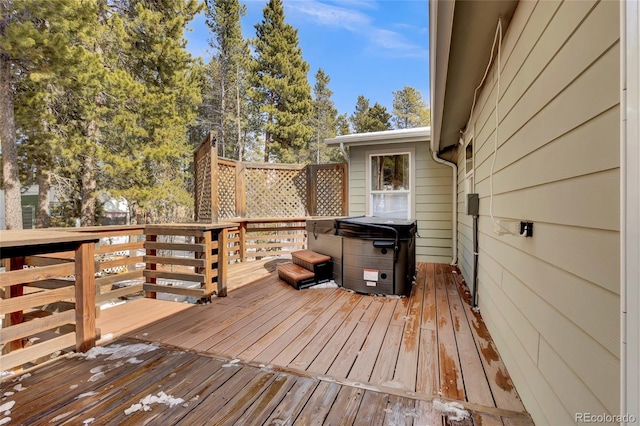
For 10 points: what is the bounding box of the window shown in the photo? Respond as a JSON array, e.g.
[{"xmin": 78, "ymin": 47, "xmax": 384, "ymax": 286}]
[
  {"xmin": 464, "ymin": 138, "xmax": 474, "ymax": 214},
  {"xmin": 368, "ymin": 152, "xmax": 412, "ymax": 219},
  {"xmin": 465, "ymin": 140, "xmax": 474, "ymax": 176}
]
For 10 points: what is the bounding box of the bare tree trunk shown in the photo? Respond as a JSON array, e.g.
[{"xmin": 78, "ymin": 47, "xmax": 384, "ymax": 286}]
[
  {"xmin": 264, "ymin": 130, "xmax": 270, "ymax": 163},
  {"xmin": 220, "ymin": 75, "xmax": 226, "ymax": 158},
  {"xmin": 80, "ymin": 117, "xmax": 100, "ymax": 227},
  {"xmin": 0, "ymin": 53, "xmax": 22, "ymax": 230},
  {"xmin": 236, "ymin": 65, "xmax": 243, "ymax": 161},
  {"xmin": 80, "ymin": 154, "xmax": 96, "ymax": 226},
  {"xmin": 36, "ymin": 170, "xmax": 51, "ymax": 228},
  {"xmin": 130, "ymin": 202, "xmax": 138, "ymax": 225}
]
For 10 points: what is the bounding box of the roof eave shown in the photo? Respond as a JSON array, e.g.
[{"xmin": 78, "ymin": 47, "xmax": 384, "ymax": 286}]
[
  {"xmin": 430, "ymin": 0, "xmax": 518, "ymax": 153},
  {"xmin": 325, "ymin": 127, "xmax": 431, "ymax": 147}
]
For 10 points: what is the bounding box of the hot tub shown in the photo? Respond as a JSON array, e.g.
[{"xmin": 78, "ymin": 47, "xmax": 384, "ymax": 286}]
[{"xmin": 335, "ymin": 216, "xmax": 416, "ymax": 296}]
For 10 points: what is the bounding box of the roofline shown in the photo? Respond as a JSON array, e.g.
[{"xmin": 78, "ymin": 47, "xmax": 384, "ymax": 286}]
[
  {"xmin": 429, "ymin": 0, "xmax": 518, "ymax": 152},
  {"xmin": 325, "ymin": 127, "xmax": 431, "ymax": 147},
  {"xmin": 429, "ymin": 0, "xmax": 455, "ymax": 156}
]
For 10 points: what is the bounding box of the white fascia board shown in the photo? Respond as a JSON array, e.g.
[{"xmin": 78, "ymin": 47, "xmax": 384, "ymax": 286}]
[
  {"xmin": 430, "ymin": 0, "xmax": 455, "ymax": 155},
  {"xmin": 325, "ymin": 127, "xmax": 431, "ymax": 147}
]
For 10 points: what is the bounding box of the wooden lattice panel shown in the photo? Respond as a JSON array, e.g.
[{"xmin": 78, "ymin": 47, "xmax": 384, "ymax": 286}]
[
  {"xmin": 315, "ymin": 167, "xmax": 345, "ymax": 216},
  {"xmin": 245, "ymin": 167, "xmax": 307, "ymax": 217},
  {"xmin": 218, "ymin": 162, "xmax": 236, "ymax": 219},
  {"xmin": 194, "ymin": 145, "xmax": 212, "ymax": 222}
]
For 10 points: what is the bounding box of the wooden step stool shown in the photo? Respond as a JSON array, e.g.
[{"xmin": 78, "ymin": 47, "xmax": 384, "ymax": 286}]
[
  {"xmin": 277, "ymin": 263, "xmax": 316, "ymax": 290},
  {"xmin": 292, "ymin": 250, "xmax": 332, "ymax": 284}
]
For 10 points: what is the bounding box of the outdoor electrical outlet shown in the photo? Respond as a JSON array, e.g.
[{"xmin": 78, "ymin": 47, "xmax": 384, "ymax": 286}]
[
  {"xmin": 493, "ymin": 219, "xmax": 520, "ymax": 236},
  {"xmin": 494, "ymin": 219, "xmax": 534, "ymax": 237},
  {"xmin": 520, "ymin": 221, "xmax": 533, "ymax": 237}
]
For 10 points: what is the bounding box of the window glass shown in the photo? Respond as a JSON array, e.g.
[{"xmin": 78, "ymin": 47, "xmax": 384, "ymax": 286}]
[
  {"xmin": 369, "ymin": 153, "xmax": 410, "ymax": 219},
  {"xmin": 371, "ymin": 154, "xmax": 410, "ymax": 191}
]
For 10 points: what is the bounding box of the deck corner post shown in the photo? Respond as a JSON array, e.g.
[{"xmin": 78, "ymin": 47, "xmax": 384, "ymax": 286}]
[
  {"xmin": 144, "ymin": 233, "xmax": 157, "ymax": 299},
  {"xmin": 75, "ymin": 241, "xmax": 96, "ymax": 353},
  {"xmin": 202, "ymin": 230, "xmax": 214, "ymax": 298},
  {"xmin": 217, "ymin": 229, "xmax": 228, "ymax": 297},
  {"xmin": 238, "ymin": 222, "xmax": 247, "ymax": 263}
]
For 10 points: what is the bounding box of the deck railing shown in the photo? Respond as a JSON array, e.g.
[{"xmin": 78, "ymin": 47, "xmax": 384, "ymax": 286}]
[
  {"xmin": 224, "ymin": 217, "xmax": 308, "ymax": 262},
  {"xmin": 0, "ymin": 223, "xmax": 233, "ymax": 371},
  {"xmin": 0, "ymin": 218, "xmax": 320, "ymax": 371}
]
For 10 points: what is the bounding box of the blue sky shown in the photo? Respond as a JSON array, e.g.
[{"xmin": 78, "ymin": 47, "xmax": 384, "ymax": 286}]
[{"xmin": 184, "ymin": 0, "xmax": 430, "ymax": 119}]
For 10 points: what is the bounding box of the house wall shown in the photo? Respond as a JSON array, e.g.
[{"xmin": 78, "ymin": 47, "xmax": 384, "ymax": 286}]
[
  {"xmin": 456, "ymin": 0, "xmax": 620, "ymax": 424},
  {"xmin": 348, "ymin": 141, "xmax": 453, "ymax": 264}
]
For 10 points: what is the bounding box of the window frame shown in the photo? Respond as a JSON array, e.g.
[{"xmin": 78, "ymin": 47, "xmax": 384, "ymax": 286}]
[{"xmin": 365, "ymin": 147, "xmax": 415, "ymax": 220}]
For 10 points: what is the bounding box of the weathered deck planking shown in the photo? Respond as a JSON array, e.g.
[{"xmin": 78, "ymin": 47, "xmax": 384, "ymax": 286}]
[{"xmin": 2, "ymin": 262, "xmax": 535, "ymax": 425}]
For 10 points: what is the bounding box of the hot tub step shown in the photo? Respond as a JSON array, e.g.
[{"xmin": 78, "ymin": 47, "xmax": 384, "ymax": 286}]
[
  {"xmin": 292, "ymin": 250, "xmax": 332, "ymax": 284},
  {"xmin": 277, "ymin": 263, "xmax": 317, "ymax": 290}
]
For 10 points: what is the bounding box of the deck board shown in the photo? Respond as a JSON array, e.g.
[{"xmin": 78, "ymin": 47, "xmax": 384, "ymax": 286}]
[{"xmin": 1, "ymin": 261, "xmax": 535, "ymax": 425}]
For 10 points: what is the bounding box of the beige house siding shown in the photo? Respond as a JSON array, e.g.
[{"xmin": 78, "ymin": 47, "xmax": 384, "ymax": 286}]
[
  {"xmin": 348, "ymin": 142, "xmax": 453, "ymax": 264},
  {"xmin": 455, "ymin": 0, "xmax": 620, "ymax": 424}
]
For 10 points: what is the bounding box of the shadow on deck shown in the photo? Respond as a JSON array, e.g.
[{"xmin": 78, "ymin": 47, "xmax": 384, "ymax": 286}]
[{"xmin": 1, "ymin": 262, "xmax": 534, "ymax": 425}]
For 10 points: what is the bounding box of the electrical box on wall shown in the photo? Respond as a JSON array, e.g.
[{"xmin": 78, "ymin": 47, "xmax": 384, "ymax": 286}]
[{"xmin": 466, "ymin": 193, "xmax": 479, "ymax": 216}]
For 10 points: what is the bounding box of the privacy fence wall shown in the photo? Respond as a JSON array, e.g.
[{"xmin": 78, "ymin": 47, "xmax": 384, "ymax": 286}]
[{"xmin": 194, "ymin": 132, "xmax": 348, "ymax": 222}]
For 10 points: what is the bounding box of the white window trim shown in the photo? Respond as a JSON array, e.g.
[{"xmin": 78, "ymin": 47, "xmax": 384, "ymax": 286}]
[
  {"xmin": 464, "ymin": 136, "xmax": 474, "ymax": 182},
  {"xmin": 365, "ymin": 147, "xmax": 415, "ymax": 220}
]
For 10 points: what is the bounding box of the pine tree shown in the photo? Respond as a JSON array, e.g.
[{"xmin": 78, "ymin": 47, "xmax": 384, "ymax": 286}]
[
  {"xmin": 350, "ymin": 95, "xmax": 371, "ymax": 134},
  {"xmin": 1, "ymin": 0, "xmax": 100, "ymax": 229},
  {"xmin": 336, "ymin": 113, "xmax": 350, "ymax": 136},
  {"xmin": 350, "ymin": 95, "xmax": 391, "ymax": 133},
  {"xmin": 205, "ymin": 0, "xmax": 250, "ymax": 159},
  {"xmin": 392, "ymin": 86, "xmax": 430, "ymax": 128},
  {"xmin": 250, "ymin": 0, "xmax": 313, "ymax": 163},
  {"xmin": 99, "ymin": 0, "xmax": 202, "ymax": 223},
  {"xmin": 311, "ymin": 68, "xmax": 341, "ymax": 164},
  {"xmin": 368, "ymin": 103, "xmax": 392, "ymax": 132}
]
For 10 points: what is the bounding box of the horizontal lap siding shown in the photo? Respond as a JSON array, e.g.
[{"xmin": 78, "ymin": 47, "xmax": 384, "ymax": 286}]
[
  {"xmin": 349, "ymin": 143, "xmax": 453, "ymax": 264},
  {"xmin": 455, "ymin": 0, "xmax": 620, "ymax": 424}
]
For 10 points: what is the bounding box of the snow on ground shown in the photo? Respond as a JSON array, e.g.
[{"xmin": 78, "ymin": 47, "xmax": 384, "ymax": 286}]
[
  {"xmin": 383, "ymin": 402, "xmax": 418, "ymax": 425},
  {"xmin": 432, "ymin": 399, "xmax": 470, "ymax": 422},
  {"xmin": 308, "ymin": 280, "xmax": 338, "ymax": 289},
  {"xmin": 222, "ymin": 359, "xmax": 241, "ymax": 368},
  {"xmin": 68, "ymin": 342, "xmax": 159, "ymax": 361},
  {"xmin": 75, "ymin": 392, "xmax": 98, "ymax": 400},
  {"xmin": 49, "ymin": 411, "xmax": 74, "ymax": 422},
  {"xmin": 123, "ymin": 391, "xmax": 184, "ymax": 415}
]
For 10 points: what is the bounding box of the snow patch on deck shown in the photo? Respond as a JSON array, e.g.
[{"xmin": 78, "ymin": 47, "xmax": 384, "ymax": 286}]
[
  {"xmin": 432, "ymin": 399, "xmax": 470, "ymax": 422},
  {"xmin": 123, "ymin": 391, "xmax": 184, "ymax": 415}
]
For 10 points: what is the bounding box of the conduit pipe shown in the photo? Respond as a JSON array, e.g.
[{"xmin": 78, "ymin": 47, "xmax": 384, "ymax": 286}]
[
  {"xmin": 339, "ymin": 142, "xmax": 349, "ymax": 161},
  {"xmin": 430, "ymin": 145, "xmax": 458, "ymax": 266}
]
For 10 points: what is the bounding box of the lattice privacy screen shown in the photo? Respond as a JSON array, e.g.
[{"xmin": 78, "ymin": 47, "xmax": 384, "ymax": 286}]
[
  {"xmin": 314, "ymin": 167, "xmax": 346, "ymax": 216},
  {"xmin": 194, "ymin": 142, "xmax": 212, "ymax": 223},
  {"xmin": 194, "ymin": 136, "xmax": 347, "ymax": 221},
  {"xmin": 218, "ymin": 162, "xmax": 237, "ymax": 219},
  {"xmin": 245, "ymin": 166, "xmax": 307, "ymax": 218}
]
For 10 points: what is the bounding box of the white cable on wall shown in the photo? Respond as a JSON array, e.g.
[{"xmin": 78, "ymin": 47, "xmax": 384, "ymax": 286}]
[
  {"xmin": 461, "ymin": 18, "xmax": 507, "ymax": 235},
  {"xmin": 489, "ymin": 19, "xmax": 503, "ymax": 232}
]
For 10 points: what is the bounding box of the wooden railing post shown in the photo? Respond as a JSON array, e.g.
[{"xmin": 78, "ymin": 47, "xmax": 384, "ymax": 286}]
[
  {"xmin": 75, "ymin": 241, "xmax": 96, "ymax": 353},
  {"xmin": 3, "ymin": 257, "xmax": 25, "ymax": 354},
  {"xmin": 145, "ymin": 233, "xmax": 157, "ymax": 299},
  {"xmin": 210, "ymin": 132, "xmax": 219, "ymax": 223},
  {"xmin": 239, "ymin": 222, "xmax": 247, "ymax": 263},
  {"xmin": 217, "ymin": 229, "xmax": 228, "ymax": 297},
  {"xmin": 306, "ymin": 165, "xmax": 318, "ymax": 216},
  {"xmin": 202, "ymin": 230, "xmax": 214, "ymax": 297},
  {"xmin": 235, "ymin": 162, "xmax": 246, "ymax": 218},
  {"xmin": 340, "ymin": 163, "xmax": 349, "ymax": 216}
]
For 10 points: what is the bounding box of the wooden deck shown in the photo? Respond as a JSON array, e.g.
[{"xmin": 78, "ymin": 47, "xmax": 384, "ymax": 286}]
[{"xmin": 1, "ymin": 262, "xmax": 534, "ymax": 425}]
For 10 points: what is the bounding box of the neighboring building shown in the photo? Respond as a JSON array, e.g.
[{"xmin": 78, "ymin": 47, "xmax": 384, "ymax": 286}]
[
  {"xmin": 326, "ymin": 127, "xmax": 454, "ymax": 264},
  {"xmin": 0, "ymin": 186, "xmax": 57, "ymax": 229},
  {"xmin": 0, "ymin": 186, "xmax": 129, "ymax": 229},
  {"xmin": 430, "ymin": 0, "xmax": 638, "ymax": 425}
]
